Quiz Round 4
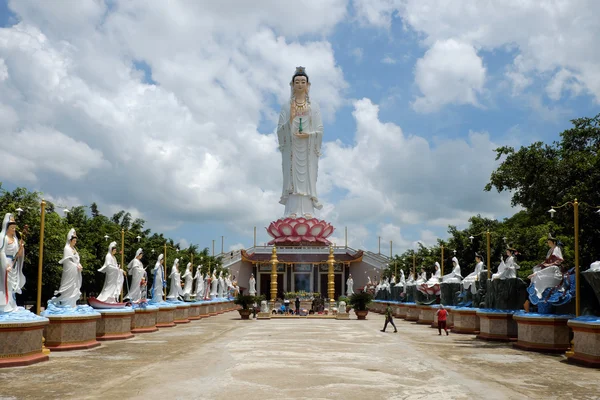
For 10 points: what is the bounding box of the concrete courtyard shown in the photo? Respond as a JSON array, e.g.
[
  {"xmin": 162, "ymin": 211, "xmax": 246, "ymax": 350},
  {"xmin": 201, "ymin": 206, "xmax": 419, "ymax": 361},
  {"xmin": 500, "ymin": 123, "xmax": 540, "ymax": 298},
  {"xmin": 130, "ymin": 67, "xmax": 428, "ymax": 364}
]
[{"xmin": 1, "ymin": 312, "xmax": 598, "ymax": 400}]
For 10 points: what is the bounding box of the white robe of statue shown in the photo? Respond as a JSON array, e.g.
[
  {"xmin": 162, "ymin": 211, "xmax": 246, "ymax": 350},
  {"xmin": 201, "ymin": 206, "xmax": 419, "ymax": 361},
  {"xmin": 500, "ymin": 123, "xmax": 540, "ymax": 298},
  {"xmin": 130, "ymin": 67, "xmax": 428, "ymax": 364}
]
[
  {"xmin": 167, "ymin": 259, "xmax": 184, "ymax": 300},
  {"xmin": 384, "ymin": 278, "xmax": 391, "ymax": 293},
  {"xmin": 277, "ymin": 69, "xmax": 324, "ymax": 218},
  {"xmin": 492, "ymin": 256, "xmax": 520, "ymax": 281},
  {"xmin": 415, "ymin": 271, "xmax": 427, "ymax": 286},
  {"xmin": 0, "ymin": 214, "xmax": 25, "ymax": 313},
  {"xmin": 52, "ymin": 229, "xmax": 82, "ymax": 308},
  {"xmin": 97, "ymin": 242, "xmax": 124, "ymax": 303},
  {"xmin": 151, "ymin": 254, "xmax": 164, "ymax": 302},
  {"xmin": 194, "ymin": 266, "xmax": 204, "ymax": 298},
  {"xmin": 404, "ymin": 273, "xmax": 415, "ymax": 294},
  {"xmin": 442, "ymin": 257, "xmax": 463, "ymax": 283},
  {"xmin": 210, "ymin": 271, "xmax": 218, "ymax": 297},
  {"xmin": 463, "ymin": 261, "xmax": 485, "ymax": 294},
  {"xmin": 218, "ymin": 272, "xmax": 225, "ymax": 298},
  {"xmin": 590, "ymin": 261, "xmax": 600, "ymax": 272},
  {"xmin": 424, "ymin": 264, "xmax": 441, "ymax": 288},
  {"xmin": 125, "ymin": 249, "xmax": 144, "ymax": 302},
  {"xmin": 182, "ymin": 263, "xmax": 193, "ymax": 300},
  {"xmin": 204, "ymin": 273, "xmax": 211, "ymax": 299},
  {"xmin": 248, "ymin": 275, "xmax": 256, "ymax": 296},
  {"xmin": 530, "ymin": 246, "xmax": 564, "ymax": 299},
  {"xmin": 346, "ymin": 275, "xmax": 354, "ymax": 296},
  {"xmin": 399, "ymin": 270, "xmax": 406, "ymax": 287}
]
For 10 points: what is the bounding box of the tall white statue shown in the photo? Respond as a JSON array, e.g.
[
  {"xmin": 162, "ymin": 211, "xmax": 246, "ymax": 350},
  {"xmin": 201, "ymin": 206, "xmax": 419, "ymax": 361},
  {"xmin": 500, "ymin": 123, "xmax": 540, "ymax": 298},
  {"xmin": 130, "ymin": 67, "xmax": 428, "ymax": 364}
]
[
  {"xmin": 218, "ymin": 271, "xmax": 225, "ymax": 298},
  {"xmin": 210, "ymin": 269, "xmax": 218, "ymax": 299},
  {"xmin": 277, "ymin": 66, "xmax": 324, "ymax": 219},
  {"xmin": 97, "ymin": 241, "xmax": 124, "ymax": 303},
  {"xmin": 182, "ymin": 262, "xmax": 193, "ymax": 300},
  {"xmin": 492, "ymin": 248, "xmax": 520, "ymax": 281},
  {"xmin": 442, "ymin": 257, "xmax": 463, "ymax": 283},
  {"xmin": 194, "ymin": 265, "xmax": 204, "ymax": 298},
  {"xmin": 151, "ymin": 254, "xmax": 165, "ymax": 302},
  {"xmin": 125, "ymin": 248, "xmax": 144, "ymax": 302},
  {"xmin": 167, "ymin": 258, "xmax": 184, "ymax": 300},
  {"xmin": 51, "ymin": 228, "xmax": 82, "ymax": 308},
  {"xmin": 346, "ymin": 274, "xmax": 354, "ymax": 296},
  {"xmin": 248, "ymin": 273, "xmax": 256, "ymax": 296},
  {"xmin": 0, "ymin": 213, "xmax": 25, "ymax": 313},
  {"xmin": 463, "ymin": 253, "xmax": 485, "ymax": 293},
  {"xmin": 203, "ymin": 272, "xmax": 211, "ymax": 300},
  {"xmin": 399, "ymin": 270, "xmax": 406, "ymax": 287}
]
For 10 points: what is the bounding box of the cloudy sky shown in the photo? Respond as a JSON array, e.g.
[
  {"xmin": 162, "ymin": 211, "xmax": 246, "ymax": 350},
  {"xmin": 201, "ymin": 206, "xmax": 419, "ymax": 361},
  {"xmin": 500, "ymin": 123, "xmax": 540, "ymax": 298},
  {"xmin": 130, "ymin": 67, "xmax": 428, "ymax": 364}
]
[{"xmin": 1, "ymin": 0, "xmax": 598, "ymax": 255}]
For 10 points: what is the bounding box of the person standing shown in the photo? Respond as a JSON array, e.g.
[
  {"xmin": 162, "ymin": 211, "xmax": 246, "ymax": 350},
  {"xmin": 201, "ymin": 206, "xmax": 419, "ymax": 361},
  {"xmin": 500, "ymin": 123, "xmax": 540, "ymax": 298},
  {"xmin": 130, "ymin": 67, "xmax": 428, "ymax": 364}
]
[
  {"xmin": 380, "ymin": 302, "xmax": 397, "ymax": 333},
  {"xmin": 436, "ymin": 305, "xmax": 449, "ymax": 335}
]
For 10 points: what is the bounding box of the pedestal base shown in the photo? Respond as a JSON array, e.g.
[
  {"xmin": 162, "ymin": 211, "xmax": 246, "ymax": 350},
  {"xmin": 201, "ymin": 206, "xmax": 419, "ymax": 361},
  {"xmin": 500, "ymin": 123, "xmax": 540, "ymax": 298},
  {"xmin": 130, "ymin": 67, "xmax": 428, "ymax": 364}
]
[
  {"xmin": 336, "ymin": 312, "xmax": 350, "ymax": 320},
  {"xmin": 395, "ymin": 304, "xmax": 408, "ymax": 319},
  {"xmin": 131, "ymin": 306, "xmax": 158, "ymax": 334},
  {"xmin": 173, "ymin": 304, "xmax": 191, "ymax": 324},
  {"xmin": 0, "ymin": 312, "xmax": 50, "ymax": 368},
  {"xmin": 476, "ymin": 310, "xmax": 517, "ymax": 342},
  {"xmin": 257, "ymin": 312, "xmax": 271, "ymax": 319},
  {"xmin": 96, "ymin": 308, "xmax": 135, "ymax": 341},
  {"xmin": 404, "ymin": 303, "xmax": 419, "ymax": 321},
  {"xmin": 417, "ymin": 305, "xmax": 435, "ymax": 325},
  {"xmin": 44, "ymin": 314, "xmax": 101, "ymax": 351},
  {"xmin": 188, "ymin": 304, "xmax": 201, "ymax": 320},
  {"xmin": 155, "ymin": 304, "xmax": 176, "ymax": 328},
  {"xmin": 451, "ymin": 308, "xmax": 480, "ymax": 334},
  {"xmin": 567, "ymin": 316, "xmax": 600, "ymax": 367},
  {"xmin": 513, "ymin": 312, "xmax": 573, "ymax": 353}
]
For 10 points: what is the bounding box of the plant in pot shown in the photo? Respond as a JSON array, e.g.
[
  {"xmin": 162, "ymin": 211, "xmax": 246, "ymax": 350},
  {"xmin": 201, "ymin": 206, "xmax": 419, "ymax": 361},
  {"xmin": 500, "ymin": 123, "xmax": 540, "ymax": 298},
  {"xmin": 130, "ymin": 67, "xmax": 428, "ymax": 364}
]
[
  {"xmin": 349, "ymin": 292, "xmax": 373, "ymax": 320},
  {"xmin": 234, "ymin": 294, "xmax": 256, "ymax": 320},
  {"xmin": 338, "ymin": 295, "xmax": 351, "ymax": 313}
]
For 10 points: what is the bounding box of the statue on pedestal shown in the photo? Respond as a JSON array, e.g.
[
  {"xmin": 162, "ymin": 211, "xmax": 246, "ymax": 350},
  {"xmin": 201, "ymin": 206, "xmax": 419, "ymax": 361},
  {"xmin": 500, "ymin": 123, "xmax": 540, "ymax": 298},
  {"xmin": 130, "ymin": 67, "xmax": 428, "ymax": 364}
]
[
  {"xmin": 203, "ymin": 272, "xmax": 211, "ymax": 300},
  {"xmin": 125, "ymin": 248, "xmax": 144, "ymax": 302},
  {"xmin": 97, "ymin": 241, "xmax": 124, "ymax": 303},
  {"xmin": 182, "ymin": 262, "xmax": 193, "ymax": 301},
  {"xmin": 210, "ymin": 269, "xmax": 218, "ymax": 299},
  {"xmin": 248, "ymin": 273, "xmax": 256, "ymax": 296},
  {"xmin": 346, "ymin": 274, "xmax": 354, "ymax": 296},
  {"xmin": 463, "ymin": 253, "xmax": 485, "ymax": 293},
  {"xmin": 194, "ymin": 265, "xmax": 204, "ymax": 299},
  {"xmin": 443, "ymin": 257, "xmax": 463, "ymax": 283},
  {"xmin": 150, "ymin": 254, "xmax": 165, "ymax": 302},
  {"xmin": 0, "ymin": 213, "xmax": 25, "ymax": 313},
  {"xmin": 217, "ymin": 271, "xmax": 225, "ymax": 298},
  {"xmin": 51, "ymin": 228, "xmax": 82, "ymax": 308},
  {"xmin": 493, "ymin": 248, "xmax": 520, "ymax": 280},
  {"xmin": 167, "ymin": 258, "xmax": 184, "ymax": 301}
]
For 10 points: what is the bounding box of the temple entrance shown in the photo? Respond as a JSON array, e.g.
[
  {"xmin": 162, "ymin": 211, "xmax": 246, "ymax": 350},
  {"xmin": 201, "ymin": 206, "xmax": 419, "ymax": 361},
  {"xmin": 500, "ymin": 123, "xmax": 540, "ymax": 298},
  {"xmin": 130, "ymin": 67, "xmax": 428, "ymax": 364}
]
[
  {"xmin": 294, "ymin": 273, "xmax": 311, "ymax": 292},
  {"xmin": 319, "ymin": 273, "xmax": 342, "ymax": 300},
  {"xmin": 259, "ymin": 272, "xmax": 284, "ymax": 300}
]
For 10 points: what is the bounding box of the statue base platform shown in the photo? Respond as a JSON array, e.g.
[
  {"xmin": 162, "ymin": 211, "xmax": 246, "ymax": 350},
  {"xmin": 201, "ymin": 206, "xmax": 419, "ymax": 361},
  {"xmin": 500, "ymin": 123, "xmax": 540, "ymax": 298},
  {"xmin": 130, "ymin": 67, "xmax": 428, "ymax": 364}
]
[
  {"xmin": 404, "ymin": 303, "xmax": 419, "ymax": 321},
  {"xmin": 417, "ymin": 305, "xmax": 435, "ymax": 325},
  {"xmin": 0, "ymin": 311, "xmax": 50, "ymax": 368},
  {"xmin": 196, "ymin": 303, "xmax": 210, "ymax": 318},
  {"xmin": 131, "ymin": 305, "xmax": 158, "ymax": 333},
  {"xmin": 451, "ymin": 307, "xmax": 480, "ymax": 334},
  {"xmin": 154, "ymin": 303, "xmax": 176, "ymax": 328},
  {"xmin": 476, "ymin": 310, "xmax": 517, "ymax": 342},
  {"xmin": 207, "ymin": 303, "xmax": 218, "ymax": 316},
  {"xmin": 96, "ymin": 308, "xmax": 134, "ymax": 341},
  {"xmin": 336, "ymin": 312, "xmax": 350, "ymax": 320},
  {"xmin": 188, "ymin": 303, "xmax": 201, "ymax": 320},
  {"xmin": 567, "ymin": 316, "xmax": 600, "ymax": 367},
  {"xmin": 257, "ymin": 312, "xmax": 271, "ymax": 319},
  {"xmin": 267, "ymin": 217, "xmax": 334, "ymax": 246},
  {"xmin": 513, "ymin": 312, "xmax": 573, "ymax": 353},
  {"xmin": 395, "ymin": 304, "xmax": 408, "ymax": 319},
  {"xmin": 165, "ymin": 302, "xmax": 191, "ymax": 324},
  {"xmin": 44, "ymin": 313, "xmax": 101, "ymax": 351},
  {"xmin": 431, "ymin": 306, "xmax": 454, "ymax": 329}
]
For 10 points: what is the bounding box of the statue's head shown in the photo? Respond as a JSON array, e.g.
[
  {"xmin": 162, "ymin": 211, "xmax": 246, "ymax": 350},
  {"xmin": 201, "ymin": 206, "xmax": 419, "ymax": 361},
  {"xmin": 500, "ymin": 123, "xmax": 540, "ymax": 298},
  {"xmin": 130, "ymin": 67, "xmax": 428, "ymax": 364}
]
[{"xmin": 291, "ymin": 66, "xmax": 310, "ymax": 97}]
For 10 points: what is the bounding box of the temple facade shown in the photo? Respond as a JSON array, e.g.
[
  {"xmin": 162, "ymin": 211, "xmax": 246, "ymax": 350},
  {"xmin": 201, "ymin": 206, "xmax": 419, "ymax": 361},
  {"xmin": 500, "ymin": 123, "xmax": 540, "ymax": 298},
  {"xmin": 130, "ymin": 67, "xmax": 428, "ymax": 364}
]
[{"xmin": 222, "ymin": 245, "xmax": 389, "ymax": 301}]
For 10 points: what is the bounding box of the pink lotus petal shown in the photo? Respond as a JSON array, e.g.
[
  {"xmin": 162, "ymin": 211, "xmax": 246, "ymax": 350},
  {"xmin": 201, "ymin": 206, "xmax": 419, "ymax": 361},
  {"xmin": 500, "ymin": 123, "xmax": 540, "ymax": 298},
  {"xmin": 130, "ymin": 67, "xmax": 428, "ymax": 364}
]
[
  {"xmin": 310, "ymin": 224, "xmax": 324, "ymax": 237},
  {"xmin": 279, "ymin": 223, "xmax": 293, "ymax": 236},
  {"xmin": 294, "ymin": 222, "xmax": 309, "ymax": 236},
  {"xmin": 322, "ymin": 226, "xmax": 333, "ymax": 238}
]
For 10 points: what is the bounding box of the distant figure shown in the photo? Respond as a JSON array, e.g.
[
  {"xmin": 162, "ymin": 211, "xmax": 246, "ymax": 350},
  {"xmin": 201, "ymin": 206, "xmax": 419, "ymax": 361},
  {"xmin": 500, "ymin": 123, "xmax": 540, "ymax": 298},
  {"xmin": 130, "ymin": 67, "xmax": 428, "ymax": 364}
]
[
  {"xmin": 295, "ymin": 296, "xmax": 300, "ymax": 315},
  {"xmin": 380, "ymin": 302, "xmax": 397, "ymax": 333},
  {"xmin": 436, "ymin": 305, "xmax": 449, "ymax": 336}
]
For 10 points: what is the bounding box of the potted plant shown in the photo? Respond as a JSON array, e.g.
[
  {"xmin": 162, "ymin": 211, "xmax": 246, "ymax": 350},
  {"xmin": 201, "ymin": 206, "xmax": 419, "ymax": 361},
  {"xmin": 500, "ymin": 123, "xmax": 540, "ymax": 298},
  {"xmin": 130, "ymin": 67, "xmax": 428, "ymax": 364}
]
[
  {"xmin": 234, "ymin": 294, "xmax": 256, "ymax": 320},
  {"xmin": 338, "ymin": 296, "xmax": 351, "ymax": 313},
  {"xmin": 349, "ymin": 292, "xmax": 373, "ymax": 320}
]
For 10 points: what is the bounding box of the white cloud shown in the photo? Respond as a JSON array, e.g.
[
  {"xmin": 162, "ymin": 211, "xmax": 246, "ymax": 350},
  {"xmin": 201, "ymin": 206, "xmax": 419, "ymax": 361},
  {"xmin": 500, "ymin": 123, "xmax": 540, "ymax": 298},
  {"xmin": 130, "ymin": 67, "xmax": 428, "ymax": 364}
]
[
  {"xmin": 412, "ymin": 39, "xmax": 486, "ymax": 112},
  {"xmin": 355, "ymin": 0, "xmax": 600, "ymax": 105},
  {"xmin": 0, "ymin": 58, "xmax": 7, "ymax": 81},
  {"xmin": 381, "ymin": 55, "xmax": 397, "ymax": 64},
  {"xmin": 351, "ymin": 47, "xmax": 363, "ymax": 62}
]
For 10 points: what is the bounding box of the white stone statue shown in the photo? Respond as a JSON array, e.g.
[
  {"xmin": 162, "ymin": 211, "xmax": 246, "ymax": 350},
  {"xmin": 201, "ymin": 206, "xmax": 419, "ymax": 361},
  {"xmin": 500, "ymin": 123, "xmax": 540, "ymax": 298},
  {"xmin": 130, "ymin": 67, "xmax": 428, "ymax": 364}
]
[
  {"xmin": 210, "ymin": 269, "xmax": 218, "ymax": 299},
  {"xmin": 346, "ymin": 274, "xmax": 354, "ymax": 296},
  {"xmin": 248, "ymin": 273, "xmax": 256, "ymax": 296},
  {"xmin": 442, "ymin": 257, "xmax": 463, "ymax": 283},
  {"xmin": 338, "ymin": 301, "xmax": 347, "ymax": 313},
  {"xmin": 97, "ymin": 241, "xmax": 124, "ymax": 303},
  {"xmin": 399, "ymin": 270, "xmax": 406, "ymax": 286},
  {"xmin": 260, "ymin": 300, "xmax": 268, "ymax": 313},
  {"xmin": 463, "ymin": 253, "xmax": 485, "ymax": 293},
  {"xmin": 194, "ymin": 265, "xmax": 204, "ymax": 299},
  {"xmin": 151, "ymin": 254, "xmax": 164, "ymax": 302},
  {"xmin": 367, "ymin": 276, "xmax": 372, "ymax": 286},
  {"xmin": 0, "ymin": 213, "xmax": 25, "ymax": 313},
  {"xmin": 277, "ymin": 66, "xmax": 324, "ymax": 219},
  {"xmin": 217, "ymin": 271, "xmax": 225, "ymax": 298},
  {"xmin": 167, "ymin": 258, "xmax": 184, "ymax": 300},
  {"xmin": 51, "ymin": 228, "xmax": 82, "ymax": 308},
  {"xmin": 590, "ymin": 261, "xmax": 600, "ymax": 272},
  {"xmin": 181, "ymin": 262, "xmax": 193, "ymax": 300},
  {"xmin": 423, "ymin": 263, "xmax": 441, "ymax": 288},
  {"xmin": 528, "ymin": 235, "xmax": 564, "ymax": 299},
  {"xmin": 203, "ymin": 272, "xmax": 211, "ymax": 300},
  {"xmin": 415, "ymin": 269, "xmax": 427, "ymax": 285},
  {"xmin": 384, "ymin": 277, "xmax": 391, "ymax": 293},
  {"xmin": 125, "ymin": 248, "xmax": 144, "ymax": 302},
  {"xmin": 492, "ymin": 248, "xmax": 520, "ymax": 281},
  {"xmin": 391, "ymin": 275, "xmax": 396, "ymax": 285}
]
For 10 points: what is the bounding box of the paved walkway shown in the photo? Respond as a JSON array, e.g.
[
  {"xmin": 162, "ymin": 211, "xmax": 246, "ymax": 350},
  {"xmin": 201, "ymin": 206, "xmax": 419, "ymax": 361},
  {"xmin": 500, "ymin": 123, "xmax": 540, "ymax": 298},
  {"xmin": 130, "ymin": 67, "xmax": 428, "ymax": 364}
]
[{"xmin": 1, "ymin": 312, "xmax": 598, "ymax": 399}]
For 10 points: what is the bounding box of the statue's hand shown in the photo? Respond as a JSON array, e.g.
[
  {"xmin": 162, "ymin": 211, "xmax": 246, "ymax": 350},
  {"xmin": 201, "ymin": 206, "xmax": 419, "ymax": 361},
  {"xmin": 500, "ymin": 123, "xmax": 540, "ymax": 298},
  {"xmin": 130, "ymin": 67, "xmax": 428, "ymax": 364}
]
[
  {"xmin": 294, "ymin": 131, "xmax": 309, "ymax": 139},
  {"xmin": 77, "ymin": 265, "xmax": 83, "ymax": 271},
  {"xmin": 6, "ymin": 265, "xmax": 12, "ymax": 272}
]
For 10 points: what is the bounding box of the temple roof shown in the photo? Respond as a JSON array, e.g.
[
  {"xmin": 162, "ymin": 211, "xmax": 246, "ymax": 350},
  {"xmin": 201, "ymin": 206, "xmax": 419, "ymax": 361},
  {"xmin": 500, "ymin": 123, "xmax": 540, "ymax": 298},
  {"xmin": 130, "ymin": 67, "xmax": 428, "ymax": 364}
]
[{"xmin": 241, "ymin": 249, "xmax": 364, "ymax": 264}]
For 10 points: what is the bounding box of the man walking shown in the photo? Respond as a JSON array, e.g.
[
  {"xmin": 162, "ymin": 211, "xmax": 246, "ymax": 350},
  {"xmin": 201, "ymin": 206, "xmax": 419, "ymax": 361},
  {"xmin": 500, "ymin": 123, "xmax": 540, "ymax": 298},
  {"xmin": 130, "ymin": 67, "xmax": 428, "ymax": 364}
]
[
  {"xmin": 380, "ymin": 302, "xmax": 397, "ymax": 333},
  {"xmin": 436, "ymin": 305, "xmax": 449, "ymax": 335}
]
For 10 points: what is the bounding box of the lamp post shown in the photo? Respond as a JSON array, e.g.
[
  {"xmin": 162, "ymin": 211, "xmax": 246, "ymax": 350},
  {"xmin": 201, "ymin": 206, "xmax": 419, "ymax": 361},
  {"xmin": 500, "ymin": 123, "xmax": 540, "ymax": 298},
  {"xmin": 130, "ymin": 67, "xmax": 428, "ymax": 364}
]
[
  {"xmin": 469, "ymin": 231, "xmax": 497, "ymax": 279},
  {"xmin": 36, "ymin": 200, "xmax": 46, "ymax": 315},
  {"xmin": 440, "ymin": 245, "xmax": 445, "ymax": 276}
]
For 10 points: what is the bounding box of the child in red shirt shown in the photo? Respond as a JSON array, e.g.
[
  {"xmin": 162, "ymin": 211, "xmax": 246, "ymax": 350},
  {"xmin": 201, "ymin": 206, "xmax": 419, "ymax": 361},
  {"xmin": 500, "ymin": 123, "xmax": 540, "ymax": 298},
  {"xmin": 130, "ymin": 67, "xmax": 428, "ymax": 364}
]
[{"xmin": 436, "ymin": 305, "xmax": 449, "ymax": 336}]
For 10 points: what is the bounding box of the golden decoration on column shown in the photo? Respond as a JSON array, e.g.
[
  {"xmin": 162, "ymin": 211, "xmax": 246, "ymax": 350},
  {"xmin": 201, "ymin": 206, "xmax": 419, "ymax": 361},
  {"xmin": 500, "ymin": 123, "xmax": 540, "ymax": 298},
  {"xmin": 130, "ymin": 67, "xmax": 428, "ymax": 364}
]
[
  {"xmin": 327, "ymin": 245, "xmax": 335, "ymax": 308},
  {"xmin": 270, "ymin": 246, "xmax": 278, "ymax": 309}
]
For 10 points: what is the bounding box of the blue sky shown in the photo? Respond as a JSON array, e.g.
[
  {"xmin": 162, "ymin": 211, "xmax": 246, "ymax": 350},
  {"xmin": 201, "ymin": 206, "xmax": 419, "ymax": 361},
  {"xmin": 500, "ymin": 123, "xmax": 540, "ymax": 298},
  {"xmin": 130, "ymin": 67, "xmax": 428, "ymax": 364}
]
[{"xmin": 0, "ymin": 0, "xmax": 598, "ymax": 257}]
